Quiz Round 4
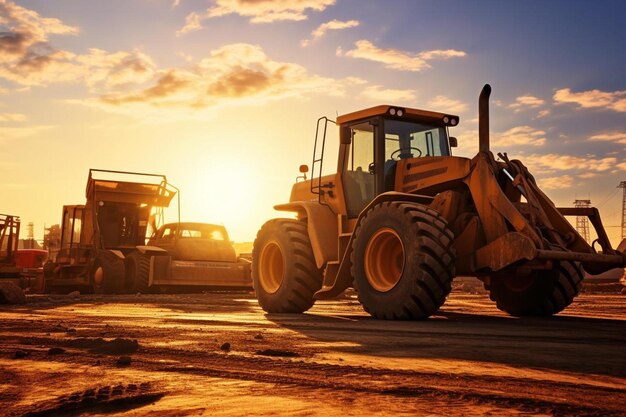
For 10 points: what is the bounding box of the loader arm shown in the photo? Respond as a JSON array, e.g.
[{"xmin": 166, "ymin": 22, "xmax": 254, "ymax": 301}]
[{"xmin": 460, "ymin": 151, "xmax": 626, "ymax": 275}]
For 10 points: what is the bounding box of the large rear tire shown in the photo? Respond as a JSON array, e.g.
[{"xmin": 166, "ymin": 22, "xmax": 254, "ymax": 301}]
[
  {"xmin": 90, "ymin": 251, "xmax": 125, "ymax": 294},
  {"xmin": 489, "ymin": 261, "xmax": 584, "ymax": 316},
  {"xmin": 252, "ymin": 219, "xmax": 323, "ymax": 313},
  {"xmin": 125, "ymin": 252, "xmax": 151, "ymax": 293},
  {"xmin": 351, "ymin": 202, "xmax": 456, "ymax": 320}
]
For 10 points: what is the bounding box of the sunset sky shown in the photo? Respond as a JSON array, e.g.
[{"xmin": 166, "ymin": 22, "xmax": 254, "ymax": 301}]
[{"xmin": 1, "ymin": 0, "xmax": 625, "ymax": 244}]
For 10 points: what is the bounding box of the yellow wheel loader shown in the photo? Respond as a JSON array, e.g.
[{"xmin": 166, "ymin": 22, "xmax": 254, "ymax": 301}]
[{"xmin": 252, "ymin": 84, "xmax": 626, "ymax": 319}]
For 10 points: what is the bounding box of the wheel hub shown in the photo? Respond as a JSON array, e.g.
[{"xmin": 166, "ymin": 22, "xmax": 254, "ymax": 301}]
[
  {"xmin": 93, "ymin": 266, "xmax": 104, "ymax": 286},
  {"xmin": 364, "ymin": 227, "xmax": 405, "ymax": 292},
  {"xmin": 259, "ymin": 241, "xmax": 284, "ymax": 294}
]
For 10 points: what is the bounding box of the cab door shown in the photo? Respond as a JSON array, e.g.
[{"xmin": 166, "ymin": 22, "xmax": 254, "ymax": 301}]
[
  {"xmin": 58, "ymin": 206, "xmax": 84, "ymax": 265},
  {"xmin": 340, "ymin": 119, "xmax": 384, "ymax": 217}
]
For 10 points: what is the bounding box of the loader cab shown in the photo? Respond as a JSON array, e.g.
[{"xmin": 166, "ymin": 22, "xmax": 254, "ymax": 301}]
[
  {"xmin": 96, "ymin": 202, "xmax": 149, "ymax": 249},
  {"xmin": 336, "ymin": 105, "xmax": 459, "ymax": 217}
]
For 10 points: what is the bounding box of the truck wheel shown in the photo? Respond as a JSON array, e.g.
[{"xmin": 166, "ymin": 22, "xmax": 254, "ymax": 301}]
[
  {"xmin": 252, "ymin": 219, "xmax": 323, "ymax": 313},
  {"xmin": 0, "ymin": 282, "xmax": 26, "ymax": 304},
  {"xmin": 351, "ymin": 202, "xmax": 456, "ymax": 320},
  {"xmin": 91, "ymin": 251, "xmax": 125, "ymax": 294},
  {"xmin": 42, "ymin": 262, "xmax": 56, "ymax": 293},
  {"xmin": 490, "ymin": 261, "xmax": 583, "ymax": 316},
  {"xmin": 125, "ymin": 252, "xmax": 151, "ymax": 293}
]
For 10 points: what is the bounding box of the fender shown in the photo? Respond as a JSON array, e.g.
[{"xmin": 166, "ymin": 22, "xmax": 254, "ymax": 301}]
[
  {"xmin": 135, "ymin": 245, "xmax": 169, "ymax": 256},
  {"xmin": 107, "ymin": 249, "xmax": 125, "ymax": 259},
  {"xmin": 274, "ymin": 201, "xmax": 337, "ymax": 269},
  {"xmin": 315, "ymin": 191, "xmax": 434, "ymax": 299}
]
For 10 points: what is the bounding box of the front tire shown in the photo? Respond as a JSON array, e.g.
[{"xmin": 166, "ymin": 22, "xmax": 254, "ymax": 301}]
[
  {"xmin": 252, "ymin": 219, "xmax": 323, "ymax": 313},
  {"xmin": 90, "ymin": 251, "xmax": 125, "ymax": 294},
  {"xmin": 490, "ymin": 261, "xmax": 584, "ymax": 316},
  {"xmin": 125, "ymin": 252, "xmax": 151, "ymax": 293},
  {"xmin": 351, "ymin": 202, "xmax": 456, "ymax": 320}
]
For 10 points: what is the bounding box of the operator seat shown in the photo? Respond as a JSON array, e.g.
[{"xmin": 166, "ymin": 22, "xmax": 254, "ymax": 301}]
[
  {"xmin": 383, "ymin": 159, "xmax": 397, "ymax": 191},
  {"xmin": 344, "ymin": 166, "xmax": 374, "ymax": 217}
]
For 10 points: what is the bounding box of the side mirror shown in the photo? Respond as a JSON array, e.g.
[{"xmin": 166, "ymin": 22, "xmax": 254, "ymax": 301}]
[
  {"xmin": 296, "ymin": 164, "xmax": 308, "ymax": 182},
  {"xmin": 449, "ymin": 137, "xmax": 458, "ymax": 148}
]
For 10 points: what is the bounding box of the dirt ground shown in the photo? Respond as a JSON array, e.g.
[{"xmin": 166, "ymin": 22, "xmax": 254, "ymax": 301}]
[{"xmin": 1, "ymin": 286, "xmax": 625, "ymax": 416}]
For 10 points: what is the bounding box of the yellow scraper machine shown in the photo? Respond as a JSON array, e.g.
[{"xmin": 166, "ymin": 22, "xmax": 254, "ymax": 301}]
[{"xmin": 44, "ymin": 169, "xmax": 251, "ymax": 293}]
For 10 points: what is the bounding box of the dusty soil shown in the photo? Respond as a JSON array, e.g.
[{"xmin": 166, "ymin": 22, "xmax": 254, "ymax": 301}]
[{"xmin": 0, "ymin": 288, "xmax": 625, "ymax": 416}]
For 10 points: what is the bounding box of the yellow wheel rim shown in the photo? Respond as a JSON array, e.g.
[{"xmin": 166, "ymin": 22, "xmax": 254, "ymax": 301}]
[
  {"xmin": 93, "ymin": 266, "xmax": 104, "ymax": 286},
  {"xmin": 259, "ymin": 241, "xmax": 284, "ymax": 294},
  {"xmin": 364, "ymin": 228, "xmax": 405, "ymax": 292}
]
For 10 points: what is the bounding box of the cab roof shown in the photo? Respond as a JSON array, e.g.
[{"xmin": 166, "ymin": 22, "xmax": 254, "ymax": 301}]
[
  {"xmin": 86, "ymin": 169, "xmax": 176, "ymax": 207},
  {"xmin": 337, "ymin": 105, "xmax": 460, "ymax": 127},
  {"xmin": 160, "ymin": 222, "xmax": 225, "ymax": 230}
]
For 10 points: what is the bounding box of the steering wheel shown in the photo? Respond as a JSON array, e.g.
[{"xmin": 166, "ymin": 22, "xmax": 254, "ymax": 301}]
[{"xmin": 390, "ymin": 147, "xmax": 422, "ymax": 161}]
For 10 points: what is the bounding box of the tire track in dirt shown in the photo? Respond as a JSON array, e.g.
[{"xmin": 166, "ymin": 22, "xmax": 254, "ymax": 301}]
[
  {"xmin": 5, "ymin": 339, "xmax": 624, "ymax": 417},
  {"xmin": 2, "ymin": 293, "xmax": 625, "ymax": 416}
]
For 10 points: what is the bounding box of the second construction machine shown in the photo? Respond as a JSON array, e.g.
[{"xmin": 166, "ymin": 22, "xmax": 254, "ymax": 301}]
[
  {"xmin": 252, "ymin": 84, "xmax": 626, "ymax": 319},
  {"xmin": 44, "ymin": 169, "xmax": 250, "ymax": 293}
]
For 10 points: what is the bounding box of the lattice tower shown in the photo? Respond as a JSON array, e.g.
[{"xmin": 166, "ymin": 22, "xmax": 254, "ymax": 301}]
[{"xmin": 573, "ymin": 199, "xmax": 591, "ymax": 243}]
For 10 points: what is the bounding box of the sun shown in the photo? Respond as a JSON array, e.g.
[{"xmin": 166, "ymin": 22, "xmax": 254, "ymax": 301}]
[{"xmin": 175, "ymin": 161, "xmax": 261, "ymax": 242}]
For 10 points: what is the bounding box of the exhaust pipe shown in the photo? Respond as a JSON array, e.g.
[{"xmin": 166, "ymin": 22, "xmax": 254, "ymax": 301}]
[{"xmin": 479, "ymin": 84, "xmax": 491, "ymax": 152}]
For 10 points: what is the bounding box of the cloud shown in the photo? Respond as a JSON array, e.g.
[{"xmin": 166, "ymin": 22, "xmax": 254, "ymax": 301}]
[
  {"xmin": 536, "ymin": 109, "xmax": 551, "ymax": 118},
  {"xmin": 177, "ymin": 0, "xmax": 335, "ymax": 34},
  {"xmin": 0, "ymin": 47, "xmax": 156, "ymax": 88},
  {"xmin": 339, "ymin": 40, "xmax": 466, "ymax": 72},
  {"xmin": 451, "ymin": 125, "xmax": 547, "ymax": 155},
  {"xmin": 553, "ymin": 88, "xmax": 626, "ymax": 113},
  {"xmin": 77, "ymin": 49, "xmax": 156, "ymax": 89},
  {"xmin": 588, "ymin": 132, "xmax": 626, "ymax": 144},
  {"xmin": 0, "ymin": 0, "xmax": 78, "ymax": 65},
  {"xmin": 176, "ymin": 11, "xmax": 203, "ymax": 36},
  {"xmin": 0, "ymin": 2, "xmax": 417, "ymax": 121},
  {"xmin": 0, "ymin": 112, "xmax": 25, "ymax": 121},
  {"xmin": 508, "ymin": 95, "xmax": 545, "ymax": 111},
  {"xmin": 539, "ymin": 175, "xmax": 574, "ymax": 190},
  {"xmin": 524, "ymin": 153, "xmax": 617, "ymax": 173},
  {"xmin": 89, "ymin": 43, "xmax": 349, "ymax": 115},
  {"xmin": 492, "ymin": 126, "xmax": 546, "ymax": 147},
  {"xmin": 0, "ymin": 1, "xmax": 154, "ymax": 88},
  {"xmin": 301, "ymin": 19, "xmax": 359, "ymax": 47},
  {"xmin": 208, "ymin": 0, "xmax": 334, "ymax": 23},
  {"xmin": 359, "ymin": 85, "xmax": 415, "ymax": 102},
  {"xmin": 427, "ymin": 95, "xmax": 467, "ymax": 113},
  {"xmin": 578, "ymin": 172, "xmax": 598, "ymax": 179},
  {"xmin": 0, "ymin": 0, "xmax": 78, "ymax": 50}
]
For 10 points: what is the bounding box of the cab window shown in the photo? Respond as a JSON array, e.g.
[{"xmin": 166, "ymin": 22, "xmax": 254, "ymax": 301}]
[
  {"xmin": 382, "ymin": 119, "xmax": 449, "ymax": 191},
  {"xmin": 384, "ymin": 119, "xmax": 449, "ymax": 159},
  {"xmin": 343, "ymin": 122, "xmax": 376, "ymax": 217},
  {"xmin": 161, "ymin": 227, "xmax": 174, "ymax": 239}
]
